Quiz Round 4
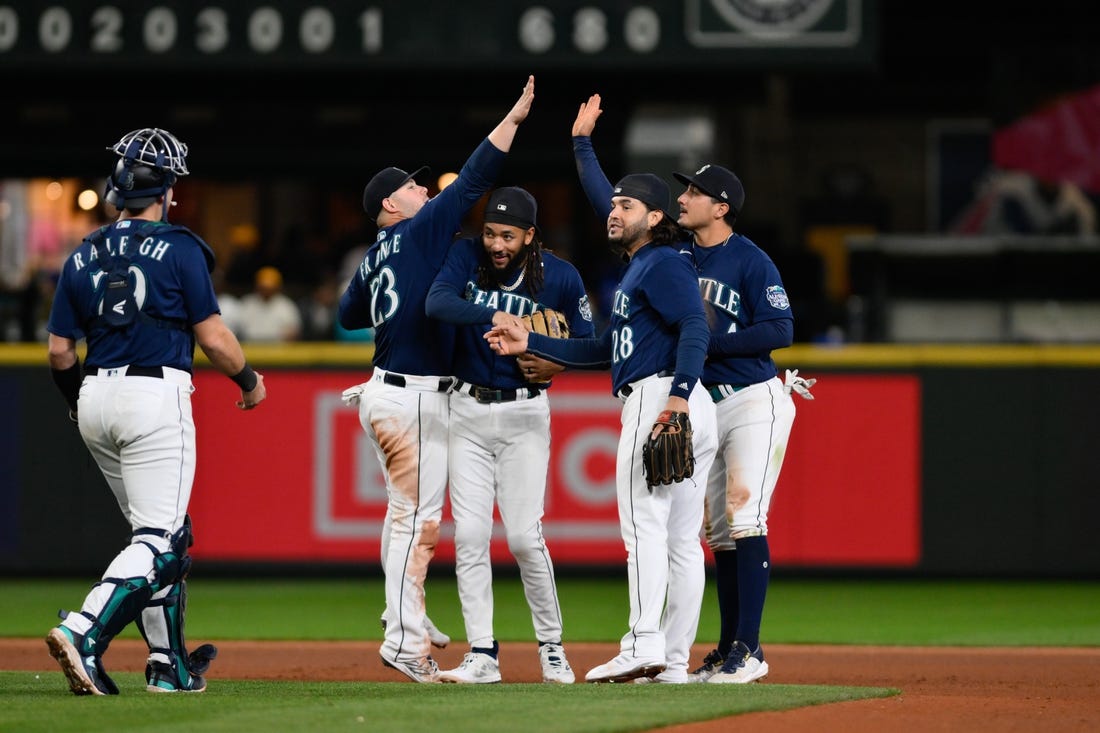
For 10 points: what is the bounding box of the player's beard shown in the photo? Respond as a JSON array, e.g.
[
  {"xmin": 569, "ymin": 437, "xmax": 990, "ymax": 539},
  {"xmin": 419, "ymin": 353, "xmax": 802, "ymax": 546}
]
[
  {"xmin": 608, "ymin": 218, "xmax": 649, "ymax": 256},
  {"xmin": 488, "ymin": 248, "xmax": 528, "ymax": 285}
]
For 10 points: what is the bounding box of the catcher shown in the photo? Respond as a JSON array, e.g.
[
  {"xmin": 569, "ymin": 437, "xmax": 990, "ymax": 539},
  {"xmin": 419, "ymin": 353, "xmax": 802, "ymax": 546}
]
[{"xmin": 425, "ymin": 186, "xmax": 594, "ymax": 684}]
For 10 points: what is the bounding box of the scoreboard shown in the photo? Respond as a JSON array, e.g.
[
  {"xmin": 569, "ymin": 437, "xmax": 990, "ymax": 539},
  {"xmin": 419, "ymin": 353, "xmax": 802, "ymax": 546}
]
[{"xmin": 0, "ymin": 0, "xmax": 872, "ymax": 71}]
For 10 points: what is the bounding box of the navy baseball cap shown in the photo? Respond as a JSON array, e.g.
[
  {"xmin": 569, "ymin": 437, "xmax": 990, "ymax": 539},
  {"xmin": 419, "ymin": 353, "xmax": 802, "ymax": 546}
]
[
  {"xmin": 362, "ymin": 165, "xmax": 429, "ymax": 219},
  {"xmin": 673, "ymin": 164, "xmax": 745, "ymax": 214},
  {"xmin": 484, "ymin": 186, "xmax": 538, "ymax": 230},
  {"xmin": 612, "ymin": 173, "xmax": 674, "ymax": 220}
]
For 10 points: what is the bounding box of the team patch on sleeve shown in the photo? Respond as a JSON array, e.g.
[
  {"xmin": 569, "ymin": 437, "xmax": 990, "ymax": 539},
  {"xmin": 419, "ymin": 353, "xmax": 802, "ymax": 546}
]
[{"xmin": 766, "ymin": 285, "xmax": 790, "ymax": 310}]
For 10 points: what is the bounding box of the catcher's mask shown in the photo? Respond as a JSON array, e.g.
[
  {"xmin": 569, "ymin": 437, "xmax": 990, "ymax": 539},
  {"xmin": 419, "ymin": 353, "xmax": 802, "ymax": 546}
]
[{"xmin": 104, "ymin": 127, "xmax": 189, "ymax": 211}]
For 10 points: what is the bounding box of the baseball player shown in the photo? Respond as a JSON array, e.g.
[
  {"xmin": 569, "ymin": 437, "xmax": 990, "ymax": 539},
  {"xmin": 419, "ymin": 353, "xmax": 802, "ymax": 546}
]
[
  {"xmin": 425, "ymin": 186, "xmax": 594, "ymax": 684},
  {"xmin": 337, "ymin": 76, "xmax": 535, "ymax": 683},
  {"xmin": 673, "ymin": 161, "xmax": 812, "ymax": 683},
  {"xmin": 44, "ymin": 127, "xmax": 266, "ymax": 695},
  {"xmin": 486, "ymin": 172, "xmax": 717, "ymax": 685},
  {"xmin": 573, "ymin": 94, "xmax": 814, "ymax": 684}
]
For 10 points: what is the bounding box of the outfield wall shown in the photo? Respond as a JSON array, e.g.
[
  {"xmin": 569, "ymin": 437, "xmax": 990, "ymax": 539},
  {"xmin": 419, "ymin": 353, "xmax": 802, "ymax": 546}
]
[{"xmin": 2, "ymin": 344, "xmax": 1099, "ymax": 577}]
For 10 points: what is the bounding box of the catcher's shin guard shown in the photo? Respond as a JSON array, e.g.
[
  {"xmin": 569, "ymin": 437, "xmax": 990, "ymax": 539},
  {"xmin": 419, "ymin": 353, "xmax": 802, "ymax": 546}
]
[
  {"xmin": 138, "ymin": 581, "xmax": 218, "ymax": 676},
  {"xmin": 69, "ymin": 520, "xmax": 197, "ymax": 658},
  {"xmin": 64, "ymin": 574, "xmax": 156, "ymax": 657}
]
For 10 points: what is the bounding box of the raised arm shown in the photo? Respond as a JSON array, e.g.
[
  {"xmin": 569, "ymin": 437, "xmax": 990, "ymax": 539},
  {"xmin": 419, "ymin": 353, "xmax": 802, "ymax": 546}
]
[{"xmin": 487, "ymin": 75, "xmax": 535, "ymax": 153}]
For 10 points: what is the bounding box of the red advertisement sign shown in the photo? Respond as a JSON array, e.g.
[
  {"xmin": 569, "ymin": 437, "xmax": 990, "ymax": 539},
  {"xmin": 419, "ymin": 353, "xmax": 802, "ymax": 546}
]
[{"xmin": 188, "ymin": 371, "xmax": 920, "ymax": 568}]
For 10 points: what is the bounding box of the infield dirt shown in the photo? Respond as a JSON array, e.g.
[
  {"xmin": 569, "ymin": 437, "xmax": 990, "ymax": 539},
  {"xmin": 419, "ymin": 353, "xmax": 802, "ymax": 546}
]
[{"xmin": 3, "ymin": 640, "xmax": 1098, "ymax": 732}]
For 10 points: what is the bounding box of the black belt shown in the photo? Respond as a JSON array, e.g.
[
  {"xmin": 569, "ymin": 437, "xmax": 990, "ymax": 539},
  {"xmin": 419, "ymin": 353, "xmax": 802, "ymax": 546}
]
[
  {"xmin": 382, "ymin": 372, "xmax": 453, "ymax": 392},
  {"xmin": 94, "ymin": 366, "xmax": 164, "ymax": 378},
  {"xmin": 454, "ymin": 379, "xmax": 541, "ymax": 404},
  {"xmin": 618, "ymin": 369, "xmax": 675, "ymax": 399}
]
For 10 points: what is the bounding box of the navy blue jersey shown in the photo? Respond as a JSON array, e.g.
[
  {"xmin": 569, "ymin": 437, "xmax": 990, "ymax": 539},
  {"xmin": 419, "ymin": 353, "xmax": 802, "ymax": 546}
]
[
  {"xmin": 47, "ymin": 218, "xmax": 219, "ymax": 371},
  {"xmin": 338, "ymin": 138, "xmax": 505, "ymax": 376},
  {"xmin": 525, "ymin": 243, "xmax": 708, "ymax": 398},
  {"xmin": 573, "ymin": 134, "xmax": 791, "ymax": 389},
  {"xmin": 688, "ymin": 234, "xmax": 793, "ymax": 386},
  {"xmin": 426, "ymin": 238, "xmax": 594, "ymax": 388}
]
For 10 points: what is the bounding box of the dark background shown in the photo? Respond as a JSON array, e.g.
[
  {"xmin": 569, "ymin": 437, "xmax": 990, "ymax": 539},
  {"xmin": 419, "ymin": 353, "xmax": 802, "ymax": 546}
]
[
  {"xmin": 4, "ymin": 0, "xmax": 1100, "ymax": 344},
  {"xmin": 5, "ymin": 1, "xmax": 1098, "ymax": 178}
]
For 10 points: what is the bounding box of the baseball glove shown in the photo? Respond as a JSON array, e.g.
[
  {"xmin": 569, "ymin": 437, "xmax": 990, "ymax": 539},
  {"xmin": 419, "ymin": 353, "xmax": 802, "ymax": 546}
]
[
  {"xmin": 642, "ymin": 410, "xmax": 694, "ymax": 490},
  {"xmin": 521, "ymin": 308, "xmax": 570, "ymax": 339}
]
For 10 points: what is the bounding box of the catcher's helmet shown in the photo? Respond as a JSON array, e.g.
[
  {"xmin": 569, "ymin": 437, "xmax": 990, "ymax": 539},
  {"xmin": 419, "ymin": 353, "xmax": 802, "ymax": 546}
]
[{"xmin": 104, "ymin": 128, "xmax": 189, "ymax": 210}]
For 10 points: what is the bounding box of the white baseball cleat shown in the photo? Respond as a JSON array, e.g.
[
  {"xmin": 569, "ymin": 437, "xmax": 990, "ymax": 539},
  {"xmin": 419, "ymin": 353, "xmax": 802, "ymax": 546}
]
[
  {"xmin": 584, "ymin": 653, "xmax": 666, "ymax": 684},
  {"xmin": 634, "ymin": 669, "xmax": 690, "ymax": 684},
  {"xmin": 707, "ymin": 641, "xmax": 769, "ymax": 684},
  {"xmin": 538, "ymin": 643, "xmax": 575, "ymax": 684},
  {"xmin": 381, "ymin": 654, "xmax": 440, "ymax": 683},
  {"xmin": 437, "ymin": 652, "xmax": 502, "ymax": 684}
]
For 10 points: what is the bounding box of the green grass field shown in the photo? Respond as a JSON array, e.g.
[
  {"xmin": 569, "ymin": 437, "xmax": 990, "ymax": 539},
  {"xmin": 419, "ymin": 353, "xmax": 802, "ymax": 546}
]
[{"xmin": 2, "ymin": 576, "xmax": 1098, "ymax": 733}]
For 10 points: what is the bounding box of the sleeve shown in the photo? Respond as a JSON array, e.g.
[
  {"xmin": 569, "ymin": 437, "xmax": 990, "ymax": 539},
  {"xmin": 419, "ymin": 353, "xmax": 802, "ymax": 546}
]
[
  {"xmin": 415, "ymin": 138, "xmax": 507, "ymax": 266},
  {"xmin": 573, "ymin": 136, "xmax": 614, "ymax": 222},
  {"xmin": 644, "ymin": 254, "xmax": 709, "ymax": 400},
  {"xmin": 426, "ymin": 239, "xmax": 495, "ymax": 325},
  {"xmin": 562, "ymin": 265, "xmax": 596, "ymax": 338},
  {"xmin": 179, "ymin": 243, "xmax": 220, "ymax": 325},
  {"xmin": 45, "ymin": 259, "xmax": 81, "ymax": 339},
  {"xmin": 709, "ymin": 319, "xmax": 793, "ymax": 356},
  {"xmin": 338, "ymin": 256, "xmax": 374, "ymax": 330},
  {"xmin": 527, "ymin": 329, "xmax": 613, "ymax": 370}
]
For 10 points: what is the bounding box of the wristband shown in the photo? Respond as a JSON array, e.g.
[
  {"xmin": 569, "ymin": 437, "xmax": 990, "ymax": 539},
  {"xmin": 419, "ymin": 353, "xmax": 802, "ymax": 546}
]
[
  {"xmin": 51, "ymin": 359, "xmax": 83, "ymax": 412},
  {"xmin": 230, "ymin": 363, "xmax": 258, "ymax": 392}
]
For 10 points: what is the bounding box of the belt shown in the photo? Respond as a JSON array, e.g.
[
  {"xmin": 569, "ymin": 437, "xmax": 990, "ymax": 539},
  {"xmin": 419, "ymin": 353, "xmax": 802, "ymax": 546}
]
[
  {"xmin": 453, "ymin": 379, "xmax": 542, "ymax": 404},
  {"xmin": 381, "ymin": 371, "xmax": 453, "ymax": 392},
  {"xmin": 94, "ymin": 366, "xmax": 164, "ymax": 378},
  {"xmin": 618, "ymin": 369, "xmax": 675, "ymax": 399},
  {"xmin": 706, "ymin": 384, "xmax": 748, "ymax": 403}
]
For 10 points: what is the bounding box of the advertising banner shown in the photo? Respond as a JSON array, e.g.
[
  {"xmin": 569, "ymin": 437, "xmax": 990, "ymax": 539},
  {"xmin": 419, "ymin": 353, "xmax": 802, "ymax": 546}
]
[{"xmin": 187, "ymin": 370, "xmax": 920, "ymax": 567}]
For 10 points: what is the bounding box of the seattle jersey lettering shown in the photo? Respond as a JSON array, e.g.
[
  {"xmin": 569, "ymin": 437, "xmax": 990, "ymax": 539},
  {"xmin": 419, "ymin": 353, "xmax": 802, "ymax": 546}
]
[
  {"xmin": 699, "ymin": 277, "xmax": 742, "ymax": 318},
  {"xmin": 464, "ymin": 281, "xmax": 539, "ymax": 316}
]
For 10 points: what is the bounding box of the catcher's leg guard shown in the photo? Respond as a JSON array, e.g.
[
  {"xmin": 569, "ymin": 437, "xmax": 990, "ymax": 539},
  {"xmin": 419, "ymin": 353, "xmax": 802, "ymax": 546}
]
[
  {"xmin": 64, "ymin": 522, "xmax": 194, "ymax": 658},
  {"xmin": 137, "ymin": 581, "xmax": 217, "ymax": 687},
  {"xmin": 136, "ymin": 517, "xmax": 216, "ymax": 691}
]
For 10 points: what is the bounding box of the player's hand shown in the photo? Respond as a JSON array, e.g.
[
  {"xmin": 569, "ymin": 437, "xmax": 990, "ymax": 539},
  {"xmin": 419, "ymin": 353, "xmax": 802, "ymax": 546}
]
[
  {"xmin": 484, "ymin": 323, "xmax": 529, "ymax": 356},
  {"xmin": 517, "ymin": 354, "xmax": 563, "ymax": 383},
  {"xmin": 572, "ymin": 94, "xmax": 602, "ymax": 136},
  {"xmin": 492, "ymin": 311, "xmax": 525, "ymax": 331},
  {"xmin": 507, "ymin": 75, "xmax": 535, "ymax": 125},
  {"xmin": 236, "ymin": 372, "xmax": 266, "ymax": 410}
]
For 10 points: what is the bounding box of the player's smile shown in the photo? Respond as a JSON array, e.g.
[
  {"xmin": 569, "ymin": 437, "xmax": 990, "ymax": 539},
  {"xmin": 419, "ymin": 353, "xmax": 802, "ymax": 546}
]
[{"xmin": 482, "ymin": 222, "xmax": 529, "ymax": 270}]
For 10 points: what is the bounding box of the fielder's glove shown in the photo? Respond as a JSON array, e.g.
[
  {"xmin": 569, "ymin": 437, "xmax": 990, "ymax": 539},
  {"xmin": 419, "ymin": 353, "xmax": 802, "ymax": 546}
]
[
  {"xmin": 521, "ymin": 308, "xmax": 570, "ymax": 339},
  {"xmin": 783, "ymin": 369, "xmax": 817, "ymax": 400},
  {"xmin": 641, "ymin": 410, "xmax": 694, "ymax": 490}
]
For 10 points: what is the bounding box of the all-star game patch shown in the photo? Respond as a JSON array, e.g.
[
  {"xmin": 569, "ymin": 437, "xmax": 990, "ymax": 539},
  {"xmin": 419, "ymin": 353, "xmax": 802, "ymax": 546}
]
[{"xmin": 766, "ymin": 285, "xmax": 791, "ymax": 309}]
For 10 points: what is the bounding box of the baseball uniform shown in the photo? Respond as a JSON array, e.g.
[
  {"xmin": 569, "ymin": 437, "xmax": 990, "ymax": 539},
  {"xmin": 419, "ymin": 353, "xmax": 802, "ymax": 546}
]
[
  {"xmin": 338, "ymin": 140, "xmax": 505, "ymax": 682},
  {"xmin": 516, "ymin": 173, "xmax": 718, "ymax": 684},
  {"xmin": 426, "ymin": 195, "xmax": 594, "ymax": 682},
  {"xmin": 45, "ymin": 127, "xmax": 262, "ymax": 696}
]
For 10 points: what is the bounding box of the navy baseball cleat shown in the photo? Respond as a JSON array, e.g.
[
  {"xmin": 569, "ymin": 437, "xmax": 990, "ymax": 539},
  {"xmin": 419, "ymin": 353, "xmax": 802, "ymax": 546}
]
[
  {"xmin": 45, "ymin": 627, "xmax": 119, "ymax": 696},
  {"xmin": 688, "ymin": 648, "xmax": 727, "ymax": 682},
  {"xmin": 146, "ymin": 659, "xmax": 207, "ymax": 693}
]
